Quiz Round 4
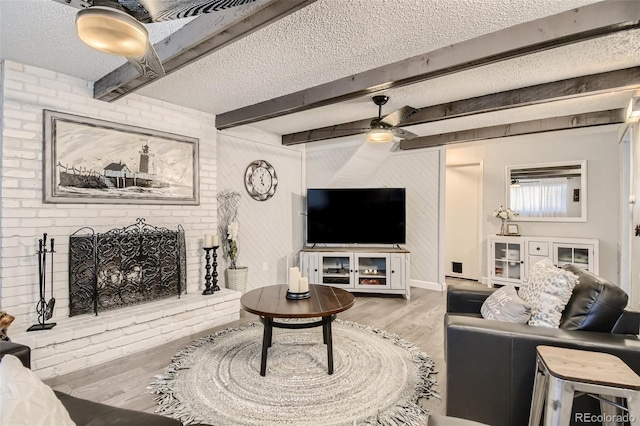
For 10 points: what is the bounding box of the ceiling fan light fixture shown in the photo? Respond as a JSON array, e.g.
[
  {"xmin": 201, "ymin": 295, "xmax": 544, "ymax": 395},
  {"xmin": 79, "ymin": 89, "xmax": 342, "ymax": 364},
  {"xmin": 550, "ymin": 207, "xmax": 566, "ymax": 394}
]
[
  {"xmin": 76, "ymin": 7, "xmax": 148, "ymax": 57},
  {"xmin": 366, "ymin": 127, "xmax": 394, "ymax": 143}
]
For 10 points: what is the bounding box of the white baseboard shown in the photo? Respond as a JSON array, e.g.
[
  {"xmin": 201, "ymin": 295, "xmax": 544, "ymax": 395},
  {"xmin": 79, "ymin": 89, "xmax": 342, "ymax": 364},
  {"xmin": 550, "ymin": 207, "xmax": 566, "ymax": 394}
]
[{"xmin": 410, "ymin": 279, "xmax": 445, "ymax": 292}]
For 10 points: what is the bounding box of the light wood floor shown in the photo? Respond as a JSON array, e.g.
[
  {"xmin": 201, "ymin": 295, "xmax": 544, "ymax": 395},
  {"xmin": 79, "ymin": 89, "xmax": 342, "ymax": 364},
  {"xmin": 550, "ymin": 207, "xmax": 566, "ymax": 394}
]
[{"xmin": 45, "ymin": 280, "xmax": 481, "ymax": 423}]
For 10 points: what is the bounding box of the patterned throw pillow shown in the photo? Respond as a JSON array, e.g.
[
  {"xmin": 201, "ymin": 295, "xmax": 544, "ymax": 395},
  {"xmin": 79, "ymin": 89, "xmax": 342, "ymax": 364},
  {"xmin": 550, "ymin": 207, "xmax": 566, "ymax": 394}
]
[
  {"xmin": 481, "ymin": 286, "xmax": 531, "ymax": 323},
  {"xmin": 518, "ymin": 259, "xmax": 578, "ymax": 328}
]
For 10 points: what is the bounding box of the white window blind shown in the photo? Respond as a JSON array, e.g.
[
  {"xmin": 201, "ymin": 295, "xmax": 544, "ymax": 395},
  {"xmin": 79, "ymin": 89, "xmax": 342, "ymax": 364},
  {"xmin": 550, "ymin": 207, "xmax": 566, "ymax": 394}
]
[{"xmin": 510, "ymin": 178, "xmax": 568, "ymax": 217}]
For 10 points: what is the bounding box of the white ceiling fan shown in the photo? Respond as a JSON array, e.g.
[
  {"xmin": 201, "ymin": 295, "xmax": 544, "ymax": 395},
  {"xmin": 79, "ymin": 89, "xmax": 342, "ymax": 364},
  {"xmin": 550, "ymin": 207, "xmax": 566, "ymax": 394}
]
[{"xmin": 52, "ymin": 0, "xmax": 257, "ymax": 78}]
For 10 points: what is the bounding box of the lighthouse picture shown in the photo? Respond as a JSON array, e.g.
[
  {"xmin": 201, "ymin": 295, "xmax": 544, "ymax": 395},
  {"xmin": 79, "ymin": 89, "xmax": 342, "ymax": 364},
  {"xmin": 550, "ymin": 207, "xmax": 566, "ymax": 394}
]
[
  {"xmin": 44, "ymin": 110, "xmax": 199, "ymax": 205},
  {"xmin": 140, "ymin": 143, "xmax": 152, "ymax": 174}
]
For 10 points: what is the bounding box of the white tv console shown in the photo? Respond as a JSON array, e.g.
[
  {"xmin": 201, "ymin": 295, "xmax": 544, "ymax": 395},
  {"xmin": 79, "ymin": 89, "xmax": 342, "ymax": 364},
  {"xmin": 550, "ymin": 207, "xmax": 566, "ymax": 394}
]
[
  {"xmin": 299, "ymin": 247, "xmax": 411, "ymax": 300},
  {"xmin": 487, "ymin": 235, "xmax": 599, "ymax": 288}
]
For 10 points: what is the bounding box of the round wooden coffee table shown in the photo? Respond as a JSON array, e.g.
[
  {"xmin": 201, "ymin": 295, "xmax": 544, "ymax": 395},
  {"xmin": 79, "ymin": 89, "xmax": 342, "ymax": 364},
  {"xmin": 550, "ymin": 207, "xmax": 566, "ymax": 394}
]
[{"xmin": 240, "ymin": 284, "xmax": 355, "ymax": 376}]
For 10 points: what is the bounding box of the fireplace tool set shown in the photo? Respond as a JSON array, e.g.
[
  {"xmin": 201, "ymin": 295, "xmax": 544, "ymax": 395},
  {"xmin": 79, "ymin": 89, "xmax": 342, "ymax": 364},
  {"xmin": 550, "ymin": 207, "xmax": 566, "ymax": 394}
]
[{"xmin": 27, "ymin": 233, "xmax": 57, "ymax": 332}]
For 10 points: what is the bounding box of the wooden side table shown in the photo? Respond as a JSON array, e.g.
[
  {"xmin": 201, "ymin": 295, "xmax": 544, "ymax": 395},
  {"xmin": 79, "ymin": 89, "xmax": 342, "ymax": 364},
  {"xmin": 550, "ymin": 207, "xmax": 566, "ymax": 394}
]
[{"xmin": 528, "ymin": 345, "xmax": 640, "ymax": 426}]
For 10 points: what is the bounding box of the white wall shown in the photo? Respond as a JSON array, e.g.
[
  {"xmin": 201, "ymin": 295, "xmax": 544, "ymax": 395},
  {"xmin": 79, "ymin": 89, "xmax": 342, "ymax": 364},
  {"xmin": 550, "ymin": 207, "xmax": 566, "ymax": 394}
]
[
  {"xmin": 216, "ymin": 128, "xmax": 305, "ymax": 291},
  {"xmin": 446, "ymin": 125, "xmax": 623, "ymax": 283},
  {"xmin": 629, "ymin": 121, "xmax": 640, "ymax": 309},
  {"xmin": 0, "ymin": 60, "xmax": 219, "ymax": 327}
]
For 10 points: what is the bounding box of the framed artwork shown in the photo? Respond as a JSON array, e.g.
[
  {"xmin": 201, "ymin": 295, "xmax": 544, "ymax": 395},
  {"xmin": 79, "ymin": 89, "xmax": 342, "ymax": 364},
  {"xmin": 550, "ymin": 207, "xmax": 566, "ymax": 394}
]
[
  {"xmin": 506, "ymin": 224, "xmax": 520, "ymax": 236},
  {"xmin": 43, "ymin": 110, "xmax": 199, "ymax": 205}
]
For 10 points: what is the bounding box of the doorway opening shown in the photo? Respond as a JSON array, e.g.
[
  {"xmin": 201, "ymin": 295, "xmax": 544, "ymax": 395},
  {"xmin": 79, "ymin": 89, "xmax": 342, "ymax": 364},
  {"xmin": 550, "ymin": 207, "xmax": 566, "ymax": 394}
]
[{"xmin": 445, "ymin": 162, "xmax": 482, "ymax": 282}]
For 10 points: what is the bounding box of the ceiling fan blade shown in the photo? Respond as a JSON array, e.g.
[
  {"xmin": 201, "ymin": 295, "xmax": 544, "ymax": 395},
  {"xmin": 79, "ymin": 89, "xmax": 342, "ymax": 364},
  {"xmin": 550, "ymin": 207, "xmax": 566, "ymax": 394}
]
[
  {"xmin": 50, "ymin": 0, "xmax": 153, "ymax": 22},
  {"xmin": 389, "ymin": 142, "xmax": 402, "ymax": 152},
  {"xmin": 50, "ymin": 0, "xmax": 91, "ymax": 9},
  {"xmin": 380, "ymin": 106, "xmax": 418, "ymax": 127},
  {"xmin": 140, "ymin": 0, "xmax": 257, "ymax": 21},
  {"xmin": 311, "ymin": 127, "xmax": 371, "ymax": 132},
  {"xmin": 127, "ymin": 42, "xmax": 165, "ymax": 79},
  {"xmin": 391, "ymin": 127, "xmax": 418, "ymax": 140}
]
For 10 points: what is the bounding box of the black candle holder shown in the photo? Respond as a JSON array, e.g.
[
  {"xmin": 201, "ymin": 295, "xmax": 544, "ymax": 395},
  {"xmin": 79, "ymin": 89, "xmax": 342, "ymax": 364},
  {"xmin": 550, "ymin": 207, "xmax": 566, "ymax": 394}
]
[{"xmin": 202, "ymin": 246, "xmax": 220, "ymax": 295}]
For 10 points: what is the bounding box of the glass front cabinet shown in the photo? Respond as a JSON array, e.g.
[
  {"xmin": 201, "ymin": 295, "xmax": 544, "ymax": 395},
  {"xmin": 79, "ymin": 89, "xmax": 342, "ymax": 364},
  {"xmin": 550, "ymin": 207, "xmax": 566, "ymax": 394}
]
[
  {"xmin": 354, "ymin": 254, "xmax": 391, "ymax": 290},
  {"xmin": 300, "ymin": 249, "xmax": 410, "ymax": 299},
  {"xmin": 488, "ymin": 237, "xmax": 525, "ymax": 287},
  {"xmin": 488, "ymin": 236, "xmax": 599, "ymax": 288},
  {"xmin": 553, "ymin": 243, "xmax": 594, "ymax": 271},
  {"xmin": 319, "ymin": 253, "xmax": 352, "ymax": 288}
]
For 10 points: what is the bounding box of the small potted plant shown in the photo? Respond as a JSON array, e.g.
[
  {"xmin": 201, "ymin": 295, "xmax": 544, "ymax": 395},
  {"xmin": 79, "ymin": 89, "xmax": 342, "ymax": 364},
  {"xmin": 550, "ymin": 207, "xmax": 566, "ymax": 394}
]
[{"xmin": 225, "ymin": 221, "xmax": 248, "ymax": 293}]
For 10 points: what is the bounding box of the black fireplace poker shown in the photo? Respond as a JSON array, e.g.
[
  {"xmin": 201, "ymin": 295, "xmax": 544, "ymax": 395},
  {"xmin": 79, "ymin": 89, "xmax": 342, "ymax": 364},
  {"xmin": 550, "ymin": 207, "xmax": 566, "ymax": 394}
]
[{"xmin": 27, "ymin": 233, "xmax": 57, "ymax": 332}]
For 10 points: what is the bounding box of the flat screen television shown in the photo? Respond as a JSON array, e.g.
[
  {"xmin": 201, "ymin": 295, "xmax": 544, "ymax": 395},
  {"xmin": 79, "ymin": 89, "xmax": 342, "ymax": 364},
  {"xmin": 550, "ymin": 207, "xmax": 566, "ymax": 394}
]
[{"xmin": 306, "ymin": 188, "xmax": 406, "ymax": 244}]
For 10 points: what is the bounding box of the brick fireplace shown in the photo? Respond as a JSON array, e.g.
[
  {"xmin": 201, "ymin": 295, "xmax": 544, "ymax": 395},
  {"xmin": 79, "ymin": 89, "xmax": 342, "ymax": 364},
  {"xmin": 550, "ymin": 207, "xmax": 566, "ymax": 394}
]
[
  {"xmin": 0, "ymin": 61, "xmax": 241, "ymax": 380},
  {"xmin": 9, "ymin": 218, "xmax": 242, "ymax": 380},
  {"xmin": 11, "ymin": 290, "xmax": 240, "ymax": 379},
  {"xmin": 68, "ymin": 218, "xmax": 187, "ymax": 316}
]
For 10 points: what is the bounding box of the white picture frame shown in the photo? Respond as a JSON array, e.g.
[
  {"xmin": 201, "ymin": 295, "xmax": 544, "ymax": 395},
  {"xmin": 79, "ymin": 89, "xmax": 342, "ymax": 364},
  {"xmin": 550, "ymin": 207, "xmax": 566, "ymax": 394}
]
[{"xmin": 506, "ymin": 223, "xmax": 520, "ymax": 236}]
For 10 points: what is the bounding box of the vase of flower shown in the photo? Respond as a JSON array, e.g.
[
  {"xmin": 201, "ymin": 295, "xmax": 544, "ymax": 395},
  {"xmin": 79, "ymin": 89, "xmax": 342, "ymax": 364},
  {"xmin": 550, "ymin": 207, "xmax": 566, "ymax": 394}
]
[
  {"xmin": 493, "ymin": 206, "xmax": 518, "ymax": 235},
  {"xmin": 217, "ymin": 190, "xmax": 249, "ymax": 293}
]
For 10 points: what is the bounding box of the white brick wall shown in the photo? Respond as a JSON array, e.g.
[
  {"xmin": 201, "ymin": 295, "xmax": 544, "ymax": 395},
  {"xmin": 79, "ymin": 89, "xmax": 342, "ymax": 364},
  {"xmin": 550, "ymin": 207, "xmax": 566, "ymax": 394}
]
[
  {"xmin": 0, "ymin": 60, "xmax": 221, "ymax": 328},
  {"xmin": 8, "ymin": 290, "xmax": 240, "ymax": 379}
]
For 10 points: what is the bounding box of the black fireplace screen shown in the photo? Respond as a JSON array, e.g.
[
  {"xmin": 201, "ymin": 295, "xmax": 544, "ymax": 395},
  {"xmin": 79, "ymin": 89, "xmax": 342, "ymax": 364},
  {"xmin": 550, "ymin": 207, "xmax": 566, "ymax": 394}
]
[{"xmin": 68, "ymin": 218, "xmax": 186, "ymax": 316}]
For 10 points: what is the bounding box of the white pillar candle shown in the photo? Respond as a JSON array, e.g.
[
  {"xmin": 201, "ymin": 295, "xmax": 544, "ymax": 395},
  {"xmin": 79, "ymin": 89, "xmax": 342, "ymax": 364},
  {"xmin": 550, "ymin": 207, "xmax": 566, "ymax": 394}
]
[
  {"xmin": 204, "ymin": 234, "xmax": 213, "ymax": 247},
  {"xmin": 288, "ymin": 267, "xmax": 300, "ymax": 293},
  {"xmin": 298, "ymin": 276, "xmax": 309, "ymax": 293},
  {"xmin": 212, "ymin": 234, "xmax": 219, "ymax": 246}
]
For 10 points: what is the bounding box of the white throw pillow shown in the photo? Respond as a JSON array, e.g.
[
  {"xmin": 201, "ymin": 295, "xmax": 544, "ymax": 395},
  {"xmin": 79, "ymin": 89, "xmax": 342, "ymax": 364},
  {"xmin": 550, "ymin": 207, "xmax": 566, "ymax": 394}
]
[
  {"xmin": 0, "ymin": 354, "xmax": 76, "ymax": 426},
  {"xmin": 518, "ymin": 259, "xmax": 578, "ymax": 328}
]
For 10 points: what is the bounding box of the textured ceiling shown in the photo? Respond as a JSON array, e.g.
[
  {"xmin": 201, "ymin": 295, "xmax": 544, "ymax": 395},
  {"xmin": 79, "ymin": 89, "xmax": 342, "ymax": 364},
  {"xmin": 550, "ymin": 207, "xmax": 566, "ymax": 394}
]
[
  {"xmin": 1, "ymin": 0, "xmax": 637, "ymax": 140},
  {"xmin": 136, "ymin": 0, "xmax": 604, "ymax": 114},
  {"xmin": 252, "ymin": 29, "xmax": 640, "ymax": 136}
]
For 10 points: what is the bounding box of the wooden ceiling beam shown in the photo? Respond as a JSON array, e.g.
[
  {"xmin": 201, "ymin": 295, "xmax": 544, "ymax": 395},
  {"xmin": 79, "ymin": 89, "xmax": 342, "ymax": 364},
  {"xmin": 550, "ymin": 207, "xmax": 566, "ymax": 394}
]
[
  {"xmin": 217, "ymin": 0, "xmax": 640, "ymax": 130},
  {"xmin": 281, "ymin": 67, "xmax": 640, "ymax": 145},
  {"xmin": 399, "ymin": 109, "xmax": 626, "ymax": 150},
  {"xmin": 93, "ymin": 0, "xmax": 316, "ymax": 102}
]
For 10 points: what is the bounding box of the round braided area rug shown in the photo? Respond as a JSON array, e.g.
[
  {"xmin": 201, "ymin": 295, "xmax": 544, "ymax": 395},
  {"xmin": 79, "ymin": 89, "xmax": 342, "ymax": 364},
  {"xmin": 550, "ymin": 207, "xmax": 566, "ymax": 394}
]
[{"xmin": 149, "ymin": 319, "xmax": 438, "ymax": 426}]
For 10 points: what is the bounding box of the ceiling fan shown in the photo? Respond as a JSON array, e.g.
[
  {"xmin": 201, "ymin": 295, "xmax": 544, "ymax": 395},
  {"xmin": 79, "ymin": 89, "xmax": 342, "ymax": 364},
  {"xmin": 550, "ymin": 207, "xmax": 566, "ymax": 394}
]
[
  {"xmin": 52, "ymin": 0, "xmax": 257, "ymax": 78},
  {"xmin": 364, "ymin": 95, "xmax": 419, "ymax": 146}
]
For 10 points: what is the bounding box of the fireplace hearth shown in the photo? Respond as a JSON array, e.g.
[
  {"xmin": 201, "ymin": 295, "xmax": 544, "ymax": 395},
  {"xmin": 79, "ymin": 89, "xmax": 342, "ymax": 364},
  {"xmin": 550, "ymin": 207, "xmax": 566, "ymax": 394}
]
[{"xmin": 68, "ymin": 218, "xmax": 186, "ymax": 316}]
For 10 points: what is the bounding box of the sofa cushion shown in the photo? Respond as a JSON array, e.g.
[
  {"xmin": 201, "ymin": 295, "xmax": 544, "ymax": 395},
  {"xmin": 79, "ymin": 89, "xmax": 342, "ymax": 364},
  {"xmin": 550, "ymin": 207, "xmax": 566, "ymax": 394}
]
[
  {"xmin": 519, "ymin": 259, "xmax": 578, "ymax": 328},
  {"xmin": 55, "ymin": 391, "xmax": 182, "ymax": 426},
  {"xmin": 480, "ymin": 285, "xmax": 531, "ymax": 323},
  {"xmin": 0, "ymin": 354, "xmax": 76, "ymax": 426},
  {"xmin": 560, "ymin": 265, "xmax": 628, "ymax": 332}
]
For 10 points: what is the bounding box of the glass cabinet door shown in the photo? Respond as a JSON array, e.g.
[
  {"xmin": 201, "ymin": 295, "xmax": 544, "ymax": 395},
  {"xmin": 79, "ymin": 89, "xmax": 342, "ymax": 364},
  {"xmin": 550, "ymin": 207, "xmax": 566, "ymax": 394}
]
[
  {"xmin": 493, "ymin": 240, "xmax": 523, "ymax": 283},
  {"xmin": 354, "ymin": 254, "xmax": 390, "ymax": 290},
  {"xmin": 320, "ymin": 255, "xmax": 352, "ymax": 287},
  {"xmin": 554, "ymin": 244, "xmax": 592, "ymax": 270}
]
